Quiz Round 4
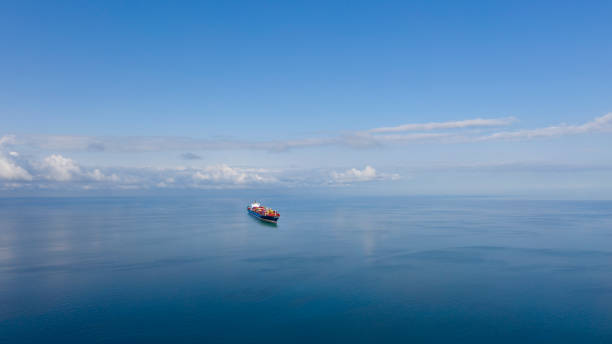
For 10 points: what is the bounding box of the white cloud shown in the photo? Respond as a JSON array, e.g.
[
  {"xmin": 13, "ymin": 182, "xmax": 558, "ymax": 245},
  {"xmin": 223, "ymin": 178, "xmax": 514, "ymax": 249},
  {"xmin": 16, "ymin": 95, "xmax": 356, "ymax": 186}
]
[
  {"xmin": 41, "ymin": 154, "xmax": 82, "ymax": 181},
  {"xmin": 374, "ymin": 132, "xmax": 454, "ymax": 142},
  {"xmin": 33, "ymin": 154, "xmax": 119, "ymax": 183},
  {"xmin": 331, "ymin": 165, "xmax": 378, "ymax": 183},
  {"xmin": 0, "ymin": 153, "xmax": 32, "ymax": 181},
  {"xmin": 330, "ymin": 166, "xmax": 401, "ymax": 184},
  {"xmin": 478, "ymin": 113, "xmax": 612, "ymax": 141},
  {"xmin": 192, "ymin": 164, "xmax": 275, "ymax": 185},
  {"xmin": 370, "ymin": 117, "xmax": 516, "ymax": 133},
  {"xmin": 87, "ymin": 168, "xmax": 120, "ymax": 182}
]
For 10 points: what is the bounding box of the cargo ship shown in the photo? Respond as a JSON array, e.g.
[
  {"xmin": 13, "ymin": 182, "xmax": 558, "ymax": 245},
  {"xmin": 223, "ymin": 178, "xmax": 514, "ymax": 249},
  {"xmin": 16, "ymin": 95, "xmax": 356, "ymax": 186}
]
[{"xmin": 247, "ymin": 202, "xmax": 280, "ymax": 223}]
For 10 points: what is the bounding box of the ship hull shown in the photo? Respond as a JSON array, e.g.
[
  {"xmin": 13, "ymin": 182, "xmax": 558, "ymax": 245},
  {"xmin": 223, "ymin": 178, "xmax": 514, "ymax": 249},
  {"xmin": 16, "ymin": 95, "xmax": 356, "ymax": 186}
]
[{"xmin": 248, "ymin": 209, "xmax": 279, "ymax": 223}]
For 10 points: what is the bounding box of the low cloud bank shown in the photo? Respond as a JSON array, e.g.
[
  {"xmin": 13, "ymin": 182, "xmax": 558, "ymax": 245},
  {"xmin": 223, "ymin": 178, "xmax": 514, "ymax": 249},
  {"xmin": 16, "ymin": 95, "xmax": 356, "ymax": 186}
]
[{"xmin": 0, "ymin": 144, "xmax": 396, "ymax": 190}]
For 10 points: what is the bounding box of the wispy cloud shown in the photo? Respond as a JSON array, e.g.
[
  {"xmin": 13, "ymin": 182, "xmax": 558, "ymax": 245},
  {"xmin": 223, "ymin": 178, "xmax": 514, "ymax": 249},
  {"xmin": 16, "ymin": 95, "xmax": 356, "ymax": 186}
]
[
  {"xmin": 369, "ymin": 117, "xmax": 517, "ymax": 133},
  {"xmin": 410, "ymin": 161, "xmax": 612, "ymax": 173},
  {"xmin": 477, "ymin": 113, "xmax": 612, "ymax": 141},
  {"xmin": 1, "ymin": 113, "xmax": 610, "ymax": 154},
  {"xmin": 373, "ymin": 132, "xmax": 454, "ymax": 142},
  {"xmin": 4, "ymin": 135, "xmax": 338, "ymax": 153}
]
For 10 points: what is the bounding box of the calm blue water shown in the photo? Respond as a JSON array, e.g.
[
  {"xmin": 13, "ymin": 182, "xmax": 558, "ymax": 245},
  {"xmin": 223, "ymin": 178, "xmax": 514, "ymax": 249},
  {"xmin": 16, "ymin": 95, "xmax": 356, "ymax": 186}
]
[{"xmin": 1, "ymin": 196, "xmax": 612, "ymax": 343}]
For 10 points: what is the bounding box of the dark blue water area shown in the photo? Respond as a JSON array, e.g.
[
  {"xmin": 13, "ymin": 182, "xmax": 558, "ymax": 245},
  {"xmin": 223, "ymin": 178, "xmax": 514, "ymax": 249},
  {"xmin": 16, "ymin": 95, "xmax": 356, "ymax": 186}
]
[{"xmin": 1, "ymin": 195, "xmax": 612, "ymax": 343}]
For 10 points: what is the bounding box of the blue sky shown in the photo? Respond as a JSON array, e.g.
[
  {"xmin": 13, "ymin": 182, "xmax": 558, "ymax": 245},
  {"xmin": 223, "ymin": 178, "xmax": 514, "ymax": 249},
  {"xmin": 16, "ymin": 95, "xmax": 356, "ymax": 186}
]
[{"xmin": 1, "ymin": 1, "xmax": 611, "ymax": 197}]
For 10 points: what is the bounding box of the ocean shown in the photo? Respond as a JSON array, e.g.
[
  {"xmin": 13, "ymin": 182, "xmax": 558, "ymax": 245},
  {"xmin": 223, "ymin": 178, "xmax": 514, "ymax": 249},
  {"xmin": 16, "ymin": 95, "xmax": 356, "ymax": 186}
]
[{"xmin": 1, "ymin": 196, "xmax": 612, "ymax": 343}]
